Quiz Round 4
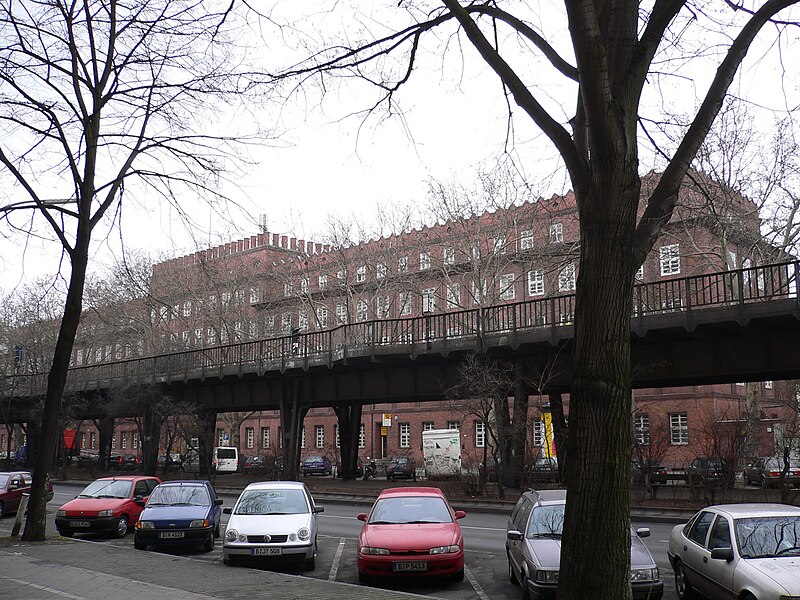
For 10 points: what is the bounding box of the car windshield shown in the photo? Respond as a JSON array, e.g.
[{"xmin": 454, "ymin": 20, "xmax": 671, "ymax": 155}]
[
  {"xmin": 305, "ymin": 457, "xmax": 323, "ymax": 463},
  {"xmin": 736, "ymin": 516, "xmax": 800, "ymax": 558},
  {"xmin": 234, "ymin": 489, "xmax": 309, "ymax": 515},
  {"xmin": 147, "ymin": 485, "xmax": 210, "ymax": 507},
  {"xmin": 527, "ymin": 505, "xmax": 565, "ymax": 537},
  {"xmin": 217, "ymin": 449, "xmax": 236, "ymax": 459},
  {"xmin": 78, "ymin": 479, "xmax": 133, "ymax": 499},
  {"xmin": 368, "ymin": 496, "xmax": 452, "ymax": 524}
]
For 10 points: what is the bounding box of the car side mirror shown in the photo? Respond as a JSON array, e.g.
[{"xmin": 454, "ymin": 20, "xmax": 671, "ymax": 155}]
[
  {"xmin": 357, "ymin": 512, "xmax": 367, "ymax": 521},
  {"xmin": 134, "ymin": 495, "xmax": 145, "ymax": 506},
  {"xmin": 313, "ymin": 506, "xmax": 324, "ymax": 513},
  {"xmin": 223, "ymin": 507, "xmax": 232, "ymax": 514},
  {"xmin": 454, "ymin": 510, "xmax": 467, "ymax": 520},
  {"xmin": 507, "ymin": 530, "xmax": 524, "ymax": 541},
  {"xmin": 710, "ymin": 547, "xmax": 734, "ymax": 562},
  {"xmin": 215, "ymin": 499, "xmax": 224, "ymax": 506},
  {"xmin": 636, "ymin": 527, "xmax": 651, "ymax": 538}
]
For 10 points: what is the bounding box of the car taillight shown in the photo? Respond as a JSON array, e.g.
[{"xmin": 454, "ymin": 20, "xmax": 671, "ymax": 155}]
[{"xmin": 770, "ymin": 471, "xmax": 781, "ymax": 476}]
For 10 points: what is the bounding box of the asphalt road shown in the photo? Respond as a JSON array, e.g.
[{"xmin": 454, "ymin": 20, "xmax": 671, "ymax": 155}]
[{"xmin": 1, "ymin": 482, "xmax": 681, "ymax": 600}]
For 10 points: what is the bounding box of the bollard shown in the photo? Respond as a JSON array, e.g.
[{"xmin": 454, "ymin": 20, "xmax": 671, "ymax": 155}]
[{"xmin": 11, "ymin": 492, "xmax": 29, "ymax": 537}]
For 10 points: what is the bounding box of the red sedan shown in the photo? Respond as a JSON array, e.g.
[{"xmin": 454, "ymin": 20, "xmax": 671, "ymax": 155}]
[
  {"xmin": 55, "ymin": 475, "xmax": 161, "ymax": 538},
  {"xmin": 0, "ymin": 471, "xmax": 54, "ymax": 519},
  {"xmin": 356, "ymin": 486, "xmax": 466, "ymax": 584}
]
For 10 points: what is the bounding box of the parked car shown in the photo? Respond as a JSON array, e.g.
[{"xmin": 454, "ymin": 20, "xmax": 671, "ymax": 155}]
[
  {"xmin": 134, "ymin": 480, "xmax": 223, "ymax": 552},
  {"xmin": 302, "ymin": 455, "xmax": 332, "ymax": 476},
  {"xmin": 506, "ymin": 489, "xmax": 663, "ymax": 600},
  {"xmin": 55, "ymin": 475, "xmax": 161, "ymax": 538},
  {"xmin": 631, "ymin": 459, "xmax": 669, "ymax": 486},
  {"xmin": 356, "ymin": 486, "xmax": 465, "ymax": 584},
  {"xmin": 241, "ymin": 455, "xmax": 267, "ymax": 473},
  {"xmin": 668, "ymin": 503, "xmax": 800, "ymax": 599},
  {"xmin": 182, "ymin": 449, "xmax": 200, "ymax": 472},
  {"xmin": 75, "ymin": 451, "xmax": 101, "ymax": 470},
  {"xmin": 742, "ymin": 456, "xmax": 800, "ymax": 488},
  {"xmin": 385, "ymin": 456, "xmax": 416, "ymax": 481},
  {"xmin": 0, "ymin": 471, "xmax": 54, "ymax": 519},
  {"xmin": 335, "ymin": 457, "xmax": 364, "ymax": 478},
  {"xmin": 527, "ymin": 457, "xmax": 560, "ymax": 483},
  {"xmin": 222, "ymin": 480, "xmax": 323, "ymax": 569},
  {"xmin": 106, "ymin": 454, "xmax": 140, "ymax": 472},
  {"xmin": 686, "ymin": 456, "xmax": 728, "ymax": 486},
  {"xmin": 156, "ymin": 454, "xmax": 183, "ymax": 472}
]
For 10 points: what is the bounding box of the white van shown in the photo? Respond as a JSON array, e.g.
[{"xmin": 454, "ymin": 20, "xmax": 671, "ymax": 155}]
[{"xmin": 213, "ymin": 446, "xmax": 239, "ymax": 473}]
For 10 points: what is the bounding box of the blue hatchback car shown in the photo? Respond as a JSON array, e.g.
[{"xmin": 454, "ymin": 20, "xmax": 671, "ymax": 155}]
[{"xmin": 134, "ymin": 480, "xmax": 223, "ymax": 552}]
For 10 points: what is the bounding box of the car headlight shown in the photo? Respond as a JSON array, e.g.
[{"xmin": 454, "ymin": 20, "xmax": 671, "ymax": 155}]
[
  {"xmin": 224, "ymin": 529, "xmax": 239, "ymax": 542},
  {"xmin": 631, "ymin": 567, "xmax": 658, "ymax": 582},
  {"xmin": 189, "ymin": 519, "xmax": 210, "ymax": 528},
  {"xmin": 429, "ymin": 545, "xmax": 461, "ymax": 554},
  {"xmin": 136, "ymin": 521, "xmax": 154, "ymax": 530},
  {"xmin": 97, "ymin": 510, "xmax": 114, "ymax": 517},
  {"xmin": 360, "ymin": 546, "xmax": 390, "ymax": 555},
  {"xmin": 297, "ymin": 527, "xmax": 310, "ymax": 541},
  {"xmin": 56, "ymin": 510, "xmax": 66, "ymax": 517},
  {"xmin": 535, "ymin": 569, "xmax": 559, "ymax": 584}
]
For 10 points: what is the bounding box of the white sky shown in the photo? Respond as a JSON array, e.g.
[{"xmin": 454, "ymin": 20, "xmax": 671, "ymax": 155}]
[{"xmin": 1, "ymin": 2, "xmax": 798, "ymax": 294}]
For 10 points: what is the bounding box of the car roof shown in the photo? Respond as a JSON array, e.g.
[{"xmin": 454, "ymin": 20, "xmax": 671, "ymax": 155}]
[
  {"xmin": 156, "ymin": 480, "xmax": 209, "ymax": 486},
  {"xmin": 243, "ymin": 480, "xmax": 307, "ymax": 491},
  {"xmin": 522, "ymin": 489, "xmax": 567, "ymax": 505},
  {"xmin": 96, "ymin": 475, "xmax": 158, "ymax": 481},
  {"xmin": 0, "ymin": 471, "xmax": 30, "ymax": 476},
  {"xmin": 376, "ymin": 486, "xmax": 446, "ymax": 499},
  {"xmin": 702, "ymin": 503, "xmax": 800, "ymax": 519}
]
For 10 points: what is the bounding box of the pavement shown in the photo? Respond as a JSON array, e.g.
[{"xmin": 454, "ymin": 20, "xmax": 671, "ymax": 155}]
[{"xmin": 1, "ymin": 470, "xmax": 769, "ymax": 599}]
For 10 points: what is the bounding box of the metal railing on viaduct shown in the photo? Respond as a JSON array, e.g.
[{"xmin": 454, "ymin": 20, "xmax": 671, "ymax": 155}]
[{"xmin": 6, "ymin": 260, "xmax": 800, "ymax": 413}]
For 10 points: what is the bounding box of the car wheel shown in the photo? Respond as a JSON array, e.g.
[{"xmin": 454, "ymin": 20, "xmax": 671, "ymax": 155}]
[
  {"xmin": 452, "ymin": 567, "xmax": 464, "ymax": 582},
  {"xmin": 358, "ymin": 571, "xmax": 371, "ymax": 584},
  {"xmin": 114, "ymin": 515, "xmax": 129, "ymax": 538},
  {"xmin": 507, "ymin": 556, "xmax": 519, "ymax": 585},
  {"xmin": 134, "ymin": 537, "xmax": 147, "ymax": 550},
  {"xmin": 520, "ymin": 571, "xmax": 531, "ymax": 600},
  {"xmin": 304, "ymin": 555, "xmax": 316, "ymax": 570},
  {"xmin": 761, "ymin": 477, "xmax": 769, "ymax": 489},
  {"xmin": 214, "ymin": 523, "xmax": 221, "ymax": 539},
  {"xmin": 203, "ymin": 533, "xmax": 214, "ymax": 552},
  {"xmin": 223, "ymin": 557, "xmax": 236, "ymax": 566},
  {"xmin": 0, "ymin": 501, "xmax": 4, "ymax": 519},
  {"xmin": 674, "ymin": 560, "xmax": 698, "ymax": 600},
  {"xmin": 743, "ymin": 472, "xmax": 751, "ymax": 485}
]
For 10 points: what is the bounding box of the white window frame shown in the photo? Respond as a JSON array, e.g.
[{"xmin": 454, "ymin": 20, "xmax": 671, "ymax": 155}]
[
  {"xmin": 399, "ymin": 292, "xmax": 412, "ymax": 316},
  {"xmin": 356, "ymin": 265, "xmax": 367, "ymax": 283},
  {"xmin": 377, "ymin": 262, "xmax": 387, "ymax": 279},
  {"xmin": 423, "ymin": 422, "xmax": 435, "ymax": 431},
  {"xmin": 399, "ymin": 423, "xmax": 411, "ymax": 448},
  {"xmin": 356, "ymin": 300, "xmax": 369, "ymax": 322},
  {"xmin": 446, "ymin": 283, "xmax": 461, "ymax": 308},
  {"xmin": 422, "ymin": 288, "xmax": 436, "ymax": 313},
  {"xmin": 250, "ymin": 287, "xmax": 259, "ymax": 304},
  {"xmin": 315, "ymin": 425, "xmax": 325, "ymax": 449},
  {"xmin": 336, "ymin": 304, "xmax": 348, "ymax": 324},
  {"xmin": 398, "ymin": 256, "xmax": 408, "ymax": 273},
  {"xmin": 443, "ymin": 247, "xmax": 455, "ymax": 265},
  {"xmin": 475, "ymin": 421, "xmax": 486, "ymax": 448},
  {"xmin": 520, "ymin": 229, "xmax": 534, "ymax": 250},
  {"xmin": 533, "ymin": 420, "xmax": 545, "ymax": 447},
  {"xmin": 419, "ymin": 251, "xmax": 431, "ymax": 271},
  {"xmin": 670, "ymin": 413, "xmax": 689, "ymax": 445},
  {"xmin": 558, "ymin": 263, "xmax": 576, "ymax": 292},
  {"xmin": 261, "ymin": 427, "xmax": 270, "ymax": 449},
  {"xmin": 447, "ymin": 421, "xmax": 460, "ymax": 431},
  {"xmin": 318, "ymin": 274, "xmax": 328, "ymax": 290},
  {"xmin": 317, "ymin": 306, "xmax": 328, "ymax": 328},
  {"xmin": 246, "ymin": 427, "xmax": 254, "ymax": 449},
  {"xmin": 284, "ymin": 281, "xmax": 293, "ymax": 297},
  {"xmin": 183, "ymin": 301, "xmax": 192, "ymax": 317},
  {"xmin": 359, "ymin": 423, "xmax": 366, "ymax": 449},
  {"xmin": 527, "ymin": 270, "xmax": 545, "ymax": 296},
  {"xmin": 493, "ymin": 236, "xmax": 507, "ymax": 254},
  {"xmin": 549, "ymin": 222, "xmax": 564, "ymax": 243},
  {"xmin": 634, "ymin": 414, "xmax": 650, "ymax": 445},
  {"xmin": 499, "ymin": 273, "xmax": 516, "ymax": 300},
  {"xmin": 659, "ymin": 244, "xmax": 681, "ymax": 276},
  {"xmin": 300, "ymin": 277, "xmax": 309, "ymax": 293}
]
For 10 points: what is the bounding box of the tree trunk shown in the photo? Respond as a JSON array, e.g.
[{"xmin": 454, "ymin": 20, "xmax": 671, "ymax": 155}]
[
  {"xmin": 558, "ymin": 172, "xmax": 639, "ymax": 600},
  {"xmin": 334, "ymin": 402, "xmax": 363, "ymax": 479},
  {"xmin": 511, "ymin": 365, "xmax": 529, "ymax": 487},
  {"xmin": 549, "ymin": 391, "xmax": 569, "ymax": 482}
]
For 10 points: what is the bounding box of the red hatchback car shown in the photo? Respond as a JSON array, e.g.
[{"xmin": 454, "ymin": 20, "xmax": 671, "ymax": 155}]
[
  {"xmin": 55, "ymin": 475, "xmax": 161, "ymax": 538},
  {"xmin": 0, "ymin": 471, "xmax": 54, "ymax": 519},
  {"xmin": 356, "ymin": 487, "xmax": 466, "ymax": 584}
]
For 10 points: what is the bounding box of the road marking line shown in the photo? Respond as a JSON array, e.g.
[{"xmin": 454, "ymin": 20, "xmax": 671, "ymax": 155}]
[
  {"xmin": 465, "ymin": 564, "xmax": 490, "ymax": 600},
  {"xmin": 0, "ymin": 575, "xmax": 87, "ymax": 600},
  {"xmin": 328, "ymin": 537, "xmax": 347, "ymax": 581}
]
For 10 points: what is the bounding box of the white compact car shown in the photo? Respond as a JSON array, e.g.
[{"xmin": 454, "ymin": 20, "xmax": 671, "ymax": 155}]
[
  {"xmin": 222, "ymin": 480, "xmax": 322, "ymax": 570},
  {"xmin": 668, "ymin": 503, "xmax": 800, "ymax": 600}
]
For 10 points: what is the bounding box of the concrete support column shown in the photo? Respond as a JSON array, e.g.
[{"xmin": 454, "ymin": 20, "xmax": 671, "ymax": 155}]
[
  {"xmin": 334, "ymin": 403, "xmax": 363, "ymax": 479},
  {"xmin": 511, "ymin": 362, "xmax": 530, "ymax": 488},
  {"xmin": 279, "ymin": 379, "xmax": 309, "ymax": 480},
  {"xmin": 97, "ymin": 414, "xmax": 115, "ymax": 470},
  {"xmin": 142, "ymin": 403, "xmax": 162, "ymax": 476}
]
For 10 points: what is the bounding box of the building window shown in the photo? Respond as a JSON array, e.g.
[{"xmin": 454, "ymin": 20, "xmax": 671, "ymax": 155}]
[
  {"xmin": 493, "ymin": 236, "xmax": 507, "ymax": 254},
  {"xmin": 376, "ymin": 295, "xmax": 390, "ymax": 318},
  {"xmin": 558, "ymin": 263, "xmax": 576, "ymax": 292},
  {"xmin": 475, "ymin": 421, "xmax": 486, "ymax": 448},
  {"xmin": 527, "ymin": 270, "xmax": 545, "ymax": 296},
  {"xmin": 549, "ymin": 222, "xmax": 564, "ymax": 243},
  {"xmin": 499, "ymin": 273, "xmax": 516, "ymax": 300},
  {"xmin": 660, "ymin": 244, "xmax": 681, "ymax": 276},
  {"xmin": 336, "ymin": 304, "xmax": 348, "ymax": 324},
  {"xmin": 121, "ymin": 433, "xmax": 127, "ymax": 449},
  {"xmin": 670, "ymin": 413, "xmax": 689, "ymax": 445},
  {"xmin": 90, "ymin": 432, "xmax": 96, "ymax": 449},
  {"xmin": 399, "ymin": 423, "xmax": 411, "ymax": 448},
  {"xmin": 301, "ymin": 428, "xmax": 305, "ymax": 449},
  {"xmin": 261, "ymin": 427, "xmax": 270, "ymax": 449},
  {"xmin": 398, "ymin": 256, "xmax": 408, "ymax": 273},
  {"xmin": 359, "ymin": 424, "xmax": 366, "ymax": 449},
  {"xmin": 318, "ymin": 274, "xmax": 328, "ymax": 290},
  {"xmin": 335, "ymin": 425, "xmax": 340, "ymax": 448},
  {"xmin": 532, "ymin": 420, "xmax": 545, "ymax": 447},
  {"xmin": 315, "ymin": 425, "xmax": 325, "ymax": 449},
  {"xmin": 183, "ymin": 301, "xmax": 192, "ymax": 317},
  {"xmin": 246, "ymin": 427, "xmax": 255, "ymax": 449},
  {"xmin": 356, "ymin": 265, "xmax": 367, "ymax": 283},
  {"xmin": 520, "ymin": 229, "xmax": 534, "ymax": 250},
  {"xmin": 446, "ymin": 284, "xmax": 461, "ymax": 308},
  {"xmin": 472, "ymin": 279, "xmax": 489, "ymax": 305},
  {"xmin": 217, "ymin": 428, "xmax": 225, "ymax": 446},
  {"xmin": 278, "ymin": 426, "xmax": 282, "ymax": 449},
  {"xmin": 221, "ymin": 291, "xmax": 231, "ymax": 308},
  {"xmin": 300, "ymin": 277, "xmax": 309, "ymax": 293},
  {"xmin": 635, "ymin": 264, "xmax": 645, "ymax": 280},
  {"xmin": 80, "ymin": 432, "xmax": 86, "ymax": 450},
  {"xmin": 422, "ymin": 288, "xmax": 436, "ymax": 313},
  {"xmin": 298, "ymin": 311, "xmax": 308, "ymax": 331},
  {"xmin": 250, "ymin": 287, "xmax": 259, "ymax": 304},
  {"xmin": 284, "ymin": 281, "xmax": 293, "ymax": 297},
  {"xmin": 317, "ymin": 307, "xmax": 328, "ymax": 328},
  {"xmin": 447, "ymin": 421, "xmax": 460, "ymax": 431},
  {"xmin": 133, "ymin": 432, "xmax": 139, "ymax": 449},
  {"xmin": 111, "ymin": 433, "xmax": 117, "ymax": 449},
  {"xmin": 377, "ymin": 262, "xmax": 387, "ymax": 279},
  {"xmin": 419, "ymin": 251, "xmax": 431, "ymax": 271},
  {"xmin": 249, "ymin": 321, "xmax": 257, "ymax": 339},
  {"xmin": 765, "ymin": 380, "xmax": 773, "ymax": 390},
  {"xmin": 634, "ymin": 414, "xmax": 650, "ymax": 445},
  {"xmin": 399, "ymin": 292, "xmax": 412, "ymax": 316},
  {"xmin": 337, "ymin": 269, "xmax": 346, "ymax": 283},
  {"xmin": 443, "ymin": 247, "xmax": 455, "ymax": 265},
  {"xmin": 423, "ymin": 422, "xmax": 435, "ymax": 431},
  {"xmin": 235, "ymin": 289, "xmax": 245, "ymax": 305},
  {"xmin": 357, "ymin": 300, "xmax": 369, "ymax": 322}
]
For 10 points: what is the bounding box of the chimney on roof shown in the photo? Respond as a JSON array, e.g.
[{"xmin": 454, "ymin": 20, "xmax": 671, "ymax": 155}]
[
  {"xmin": 280, "ymin": 235, "xmax": 288, "ymax": 248},
  {"xmin": 272, "ymin": 233, "xmax": 279, "ymax": 246}
]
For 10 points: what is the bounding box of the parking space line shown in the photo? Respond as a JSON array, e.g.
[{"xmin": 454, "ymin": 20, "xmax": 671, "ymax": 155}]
[
  {"xmin": 328, "ymin": 537, "xmax": 346, "ymax": 580},
  {"xmin": 0, "ymin": 574, "xmax": 87, "ymax": 600},
  {"xmin": 464, "ymin": 564, "xmax": 490, "ymax": 600}
]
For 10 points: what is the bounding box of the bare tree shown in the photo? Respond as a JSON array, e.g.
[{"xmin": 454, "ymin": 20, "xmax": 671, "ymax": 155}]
[
  {"xmin": 265, "ymin": 3, "xmax": 800, "ymax": 596},
  {"xmin": 0, "ymin": 1, "xmax": 260, "ymax": 540}
]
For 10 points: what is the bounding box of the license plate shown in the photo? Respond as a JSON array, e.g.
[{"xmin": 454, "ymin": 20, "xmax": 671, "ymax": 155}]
[
  {"xmin": 252, "ymin": 547, "xmax": 282, "ymax": 556},
  {"xmin": 393, "ymin": 561, "xmax": 427, "ymax": 572},
  {"xmin": 159, "ymin": 531, "xmax": 185, "ymax": 539},
  {"xmin": 69, "ymin": 521, "xmax": 90, "ymax": 528}
]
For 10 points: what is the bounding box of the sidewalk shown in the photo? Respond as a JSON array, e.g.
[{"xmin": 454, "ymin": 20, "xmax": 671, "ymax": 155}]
[{"xmin": 0, "ymin": 538, "xmax": 430, "ymax": 600}]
